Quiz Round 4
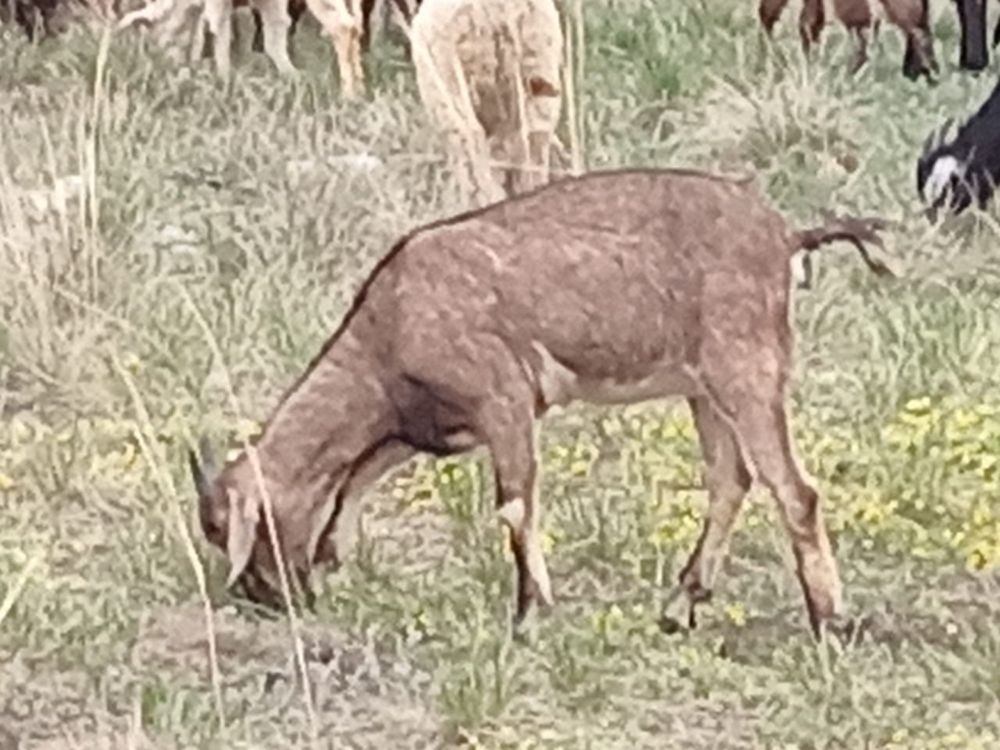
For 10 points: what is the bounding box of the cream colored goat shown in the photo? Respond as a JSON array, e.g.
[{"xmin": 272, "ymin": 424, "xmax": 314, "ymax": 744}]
[{"xmin": 409, "ymin": 0, "xmax": 564, "ymax": 205}]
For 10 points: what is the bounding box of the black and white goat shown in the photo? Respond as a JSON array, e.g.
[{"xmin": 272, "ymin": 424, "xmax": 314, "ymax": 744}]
[{"xmin": 917, "ymin": 75, "xmax": 1000, "ymax": 219}]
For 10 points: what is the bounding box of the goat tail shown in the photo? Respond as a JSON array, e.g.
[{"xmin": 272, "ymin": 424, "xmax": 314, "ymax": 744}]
[{"xmin": 793, "ymin": 211, "xmax": 894, "ymax": 278}]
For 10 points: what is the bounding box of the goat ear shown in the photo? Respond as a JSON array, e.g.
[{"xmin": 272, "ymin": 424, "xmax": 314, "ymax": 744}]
[
  {"xmin": 189, "ymin": 436, "xmax": 218, "ymax": 537},
  {"xmin": 225, "ymin": 487, "xmax": 259, "ymax": 587},
  {"xmin": 527, "ymin": 75, "xmax": 559, "ymax": 98}
]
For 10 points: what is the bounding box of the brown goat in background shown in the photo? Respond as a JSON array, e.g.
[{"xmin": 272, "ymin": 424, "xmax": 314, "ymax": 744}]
[{"xmin": 759, "ymin": 0, "xmax": 937, "ymax": 80}]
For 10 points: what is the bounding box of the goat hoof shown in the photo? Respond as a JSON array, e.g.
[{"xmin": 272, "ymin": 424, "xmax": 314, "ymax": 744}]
[
  {"xmin": 817, "ymin": 613, "xmax": 871, "ymax": 646},
  {"xmin": 659, "ymin": 584, "xmax": 704, "ymax": 635},
  {"xmin": 511, "ymin": 607, "xmax": 540, "ymax": 645},
  {"xmin": 658, "ymin": 613, "xmax": 688, "ymax": 635}
]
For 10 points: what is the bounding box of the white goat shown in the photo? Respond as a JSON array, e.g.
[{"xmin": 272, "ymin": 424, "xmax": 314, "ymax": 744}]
[{"xmin": 409, "ymin": 0, "xmax": 564, "ymax": 205}]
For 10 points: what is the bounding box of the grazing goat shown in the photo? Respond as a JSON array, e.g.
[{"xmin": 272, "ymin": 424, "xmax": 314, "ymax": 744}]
[
  {"xmin": 917, "ymin": 73, "xmax": 1000, "ymax": 218},
  {"xmin": 758, "ymin": 0, "xmax": 937, "ymax": 80},
  {"xmin": 188, "ymin": 168, "xmax": 892, "ymax": 640},
  {"xmin": 409, "ymin": 0, "xmax": 563, "ymax": 205}
]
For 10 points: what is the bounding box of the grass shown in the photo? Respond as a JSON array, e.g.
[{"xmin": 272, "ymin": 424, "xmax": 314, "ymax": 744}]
[{"xmin": 2, "ymin": 0, "xmax": 1000, "ymax": 747}]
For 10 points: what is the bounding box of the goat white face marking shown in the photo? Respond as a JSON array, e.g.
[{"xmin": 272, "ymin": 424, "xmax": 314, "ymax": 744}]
[{"xmin": 924, "ymin": 155, "xmax": 962, "ymax": 202}]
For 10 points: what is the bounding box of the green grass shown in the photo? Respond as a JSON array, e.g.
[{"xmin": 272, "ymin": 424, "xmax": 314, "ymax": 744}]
[{"xmin": 3, "ymin": 1, "xmax": 1000, "ymax": 747}]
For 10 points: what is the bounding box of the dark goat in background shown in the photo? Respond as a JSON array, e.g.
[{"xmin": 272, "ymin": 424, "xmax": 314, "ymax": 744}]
[
  {"xmin": 917, "ymin": 73, "xmax": 1000, "ymax": 218},
  {"xmin": 0, "ymin": 0, "xmax": 90, "ymax": 39}
]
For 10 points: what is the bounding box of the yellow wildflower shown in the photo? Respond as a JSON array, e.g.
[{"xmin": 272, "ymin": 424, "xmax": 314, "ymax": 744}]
[{"xmin": 724, "ymin": 602, "xmax": 747, "ymax": 627}]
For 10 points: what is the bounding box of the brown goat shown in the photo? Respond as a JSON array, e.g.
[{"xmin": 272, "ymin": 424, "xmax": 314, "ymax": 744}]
[
  {"xmin": 188, "ymin": 168, "xmax": 890, "ymax": 640},
  {"xmin": 759, "ymin": 0, "xmax": 937, "ymax": 79}
]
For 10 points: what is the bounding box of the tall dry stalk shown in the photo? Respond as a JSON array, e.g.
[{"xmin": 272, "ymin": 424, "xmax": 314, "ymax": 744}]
[
  {"xmin": 561, "ymin": 0, "xmax": 585, "ymax": 175},
  {"xmin": 177, "ymin": 283, "xmax": 321, "ymax": 748},
  {"xmin": 113, "ymin": 357, "xmax": 229, "ymax": 732}
]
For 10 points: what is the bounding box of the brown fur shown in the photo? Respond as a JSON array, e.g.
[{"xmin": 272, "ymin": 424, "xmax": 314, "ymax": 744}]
[{"xmin": 189, "ymin": 168, "xmax": 890, "ymax": 639}]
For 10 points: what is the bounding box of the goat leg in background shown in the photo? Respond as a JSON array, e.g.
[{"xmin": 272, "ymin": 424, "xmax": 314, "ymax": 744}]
[
  {"xmin": 357, "ymin": 0, "xmax": 418, "ymax": 53},
  {"xmin": 203, "ymin": 0, "xmax": 235, "ymax": 76},
  {"xmin": 360, "ymin": 0, "xmax": 374, "ymax": 49},
  {"xmin": 758, "ymin": 0, "xmax": 791, "ymax": 38},
  {"xmin": 833, "ymin": 0, "xmax": 875, "ymax": 74},
  {"xmin": 304, "ymin": 0, "xmax": 365, "ymax": 97},
  {"xmin": 955, "ymin": 0, "xmax": 988, "ymax": 71},
  {"xmin": 994, "ymin": 0, "xmax": 1000, "ymax": 48},
  {"xmin": 248, "ymin": 0, "xmax": 297, "ymax": 73},
  {"xmin": 798, "ymin": 0, "xmax": 825, "ymax": 53},
  {"xmin": 901, "ymin": 28, "xmax": 938, "ymax": 80},
  {"xmin": 252, "ymin": 6, "xmax": 264, "ymax": 51},
  {"xmin": 252, "ymin": 0, "xmax": 304, "ymax": 53},
  {"xmin": 878, "ymin": 0, "xmax": 938, "ymax": 80}
]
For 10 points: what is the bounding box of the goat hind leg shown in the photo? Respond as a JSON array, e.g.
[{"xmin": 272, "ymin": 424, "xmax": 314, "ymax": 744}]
[
  {"xmin": 848, "ymin": 26, "xmax": 869, "ymax": 74},
  {"xmin": 731, "ymin": 400, "xmax": 845, "ymax": 639},
  {"xmin": 661, "ymin": 397, "xmax": 752, "ymax": 633},
  {"xmin": 798, "ymin": 0, "xmax": 825, "ymax": 54}
]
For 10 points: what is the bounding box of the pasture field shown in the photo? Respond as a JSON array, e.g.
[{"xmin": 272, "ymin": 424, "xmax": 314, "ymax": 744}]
[{"xmin": 2, "ymin": 0, "xmax": 1000, "ymax": 747}]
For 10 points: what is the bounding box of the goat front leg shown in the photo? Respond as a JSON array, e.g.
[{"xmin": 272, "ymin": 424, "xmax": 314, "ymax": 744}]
[
  {"xmin": 252, "ymin": 0, "xmax": 297, "ymax": 73},
  {"xmin": 482, "ymin": 401, "xmax": 552, "ymax": 640},
  {"xmin": 202, "ymin": 0, "xmax": 234, "ymax": 77},
  {"xmin": 661, "ymin": 397, "xmax": 752, "ymax": 633}
]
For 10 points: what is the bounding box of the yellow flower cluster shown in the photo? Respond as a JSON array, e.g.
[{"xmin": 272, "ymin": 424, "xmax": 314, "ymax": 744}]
[
  {"xmin": 546, "ymin": 438, "xmax": 600, "ymax": 479},
  {"xmin": 881, "ymin": 727, "xmax": 1000, "ymax": 750},
  {"xmin": 797, "ymin": 396, "xmax": 1000, "ymax": 572}
]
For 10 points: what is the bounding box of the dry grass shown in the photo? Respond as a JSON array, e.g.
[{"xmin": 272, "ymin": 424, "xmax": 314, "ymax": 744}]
[{"xmin": 2, "ymin": 1, "xmax": 1000, "ymax": 748}]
